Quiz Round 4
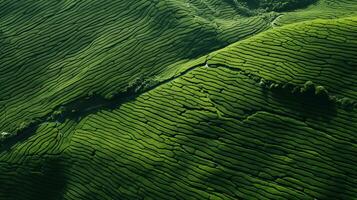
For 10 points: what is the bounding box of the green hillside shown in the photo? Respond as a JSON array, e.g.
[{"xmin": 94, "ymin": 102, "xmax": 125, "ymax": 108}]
[{"xmin": 0, "ymin": 0, "xmax": 356, "ymax": 199}]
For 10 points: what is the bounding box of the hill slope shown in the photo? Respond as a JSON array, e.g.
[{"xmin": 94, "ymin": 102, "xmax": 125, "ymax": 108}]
[{"xmin": 0, "ymin": 0, "xmax": 356, "ymax": 200}]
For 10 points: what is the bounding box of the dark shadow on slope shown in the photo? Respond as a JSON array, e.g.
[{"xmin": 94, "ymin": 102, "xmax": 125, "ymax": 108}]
[
  {"xmin": 168, "ymin": 107, "xmax": 350, "ymax": 199},
  {"xmin": 267, "ymin": 84, "xmax": 337, "ymax": 122},
  {"xmin": 0, "ymin": 157, "xmax": 66, "ymax": 200},
  {"xmin": 320, "ymin": 138, "xmax": 356, "ymax": 200},
  {"xmin": 319, "ymin": 172, "xmax": 349, "ymax": 200},
  {"xmin": 259, "ymin": 0, "xmax": 318, "ymax": 12},
  {"xmin": 224, "ymin": 0, "xmax": 317, "ymax": 15}
]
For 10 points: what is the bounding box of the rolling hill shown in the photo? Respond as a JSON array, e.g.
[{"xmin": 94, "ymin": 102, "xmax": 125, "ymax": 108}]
[{"xmin": 0, "ymin": 0, "xmax": 356, "ymax": 199}]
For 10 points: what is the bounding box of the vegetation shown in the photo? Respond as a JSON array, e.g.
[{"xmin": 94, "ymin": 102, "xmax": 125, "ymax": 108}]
[
  {"xmin": 232, "ymin": 0, "xmax": 316, "ymax": 13},
  {"xmin": 260, "ymin": 0, "xmax": 317, "ymax": 11},
  {"xmin": 0, "ymin": 0, "xmax": 356, "ymax": 200}
]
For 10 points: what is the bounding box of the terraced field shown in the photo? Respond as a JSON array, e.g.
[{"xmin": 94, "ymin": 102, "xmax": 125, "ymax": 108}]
[{"xmin": 0, "ymin": 0, "xmax": 356, "ymax": 199}]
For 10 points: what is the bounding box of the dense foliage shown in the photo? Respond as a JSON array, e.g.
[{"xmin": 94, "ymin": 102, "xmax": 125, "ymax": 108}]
[{"xmin": 235, "ymin": 0, "xmax": 317, "ymax": 12}]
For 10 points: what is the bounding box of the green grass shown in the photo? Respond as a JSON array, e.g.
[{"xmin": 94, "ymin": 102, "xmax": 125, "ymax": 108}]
[{"xmin": 0, "ymin": 0, "xmax": 356, "ymax": 199}]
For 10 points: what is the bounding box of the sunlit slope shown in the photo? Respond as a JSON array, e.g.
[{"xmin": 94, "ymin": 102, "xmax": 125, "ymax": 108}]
[
  {"xmin": 1, "ymin": 0, "xmax": 355, "ymax": 136},
  {"xmin": 209, "ymin": 17, "xmax": 357, "ymax": 101},
  {"xmin": 0, "ymin": 17, "xmax": 356, "ymax": 199},
  {"xmin": 0, "ymin": 0, "xmax": 275, "ymax": 134},
  {"xmin": 275, "ymin": 0, "xmax": 357, "ymax": 26}
]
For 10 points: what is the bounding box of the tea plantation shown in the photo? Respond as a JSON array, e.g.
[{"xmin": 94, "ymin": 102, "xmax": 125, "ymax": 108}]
[{"xmin": 0, "ymin": 0, "xmax": 356, "ymax": 199}]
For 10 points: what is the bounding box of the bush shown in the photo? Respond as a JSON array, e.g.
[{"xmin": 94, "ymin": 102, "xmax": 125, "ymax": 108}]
[
  {"xmin": 0, "ymin": 132, "xmax": 12, "ymax": 141},
  {"xmin": 339, "ymin": 97, "xmax": 355, "ymax": 110},
  {"xmin": 225, "ymin": 0, "xmax": 260, "ymax": 16},
  {"xmin": 315, "ymin": 86, "xmax": 328, "ymax": 97},
  {"xmin": 260, "ymin": 0, "xmax": 316, "ymax": 11},
  {"xmin": 269, "ymin": 83, "xmax": 280, "ymax": 90},
  {"xmin": 104, "ymin": 93, "xmax": 115, "ymax": 100},
  {"xmin": 282, "ymin": 83, "xmax": 294, "ymax": 91},
  {"xmin": 300, "ymin": 81, "xmax": 315, "ymax": 94}
]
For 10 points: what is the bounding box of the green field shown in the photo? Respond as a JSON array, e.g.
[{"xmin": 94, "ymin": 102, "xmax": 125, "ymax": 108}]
[{"xmin": 0, "ymin": 0, "xmax": 356, "ymax": 199}]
